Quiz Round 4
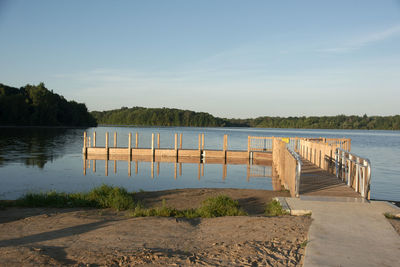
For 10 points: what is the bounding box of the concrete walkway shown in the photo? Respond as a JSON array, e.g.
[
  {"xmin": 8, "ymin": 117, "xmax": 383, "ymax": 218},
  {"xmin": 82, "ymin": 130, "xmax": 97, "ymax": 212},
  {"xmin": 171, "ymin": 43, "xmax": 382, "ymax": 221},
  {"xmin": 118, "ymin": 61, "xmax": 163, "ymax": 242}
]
[{"xmin": 279, "ymin": 197, "xmax": 400, "ymax": 267}]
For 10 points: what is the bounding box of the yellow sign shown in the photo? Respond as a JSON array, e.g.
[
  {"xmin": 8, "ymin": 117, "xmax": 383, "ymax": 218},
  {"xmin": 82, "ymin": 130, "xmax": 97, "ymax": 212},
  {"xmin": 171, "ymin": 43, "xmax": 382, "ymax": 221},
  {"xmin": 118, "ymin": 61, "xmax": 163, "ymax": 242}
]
[{"xmin": 281, "ymin": 138, "xmax": 290, "ymax": 144}]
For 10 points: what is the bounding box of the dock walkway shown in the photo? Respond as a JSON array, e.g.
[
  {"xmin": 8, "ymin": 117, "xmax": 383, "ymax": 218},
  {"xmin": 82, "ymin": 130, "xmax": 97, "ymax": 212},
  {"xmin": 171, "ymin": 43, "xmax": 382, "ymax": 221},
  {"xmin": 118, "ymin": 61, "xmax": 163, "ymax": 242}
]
[{"xmin": 299, "ymin": 158, "xmax": 361, "ymax": 198}]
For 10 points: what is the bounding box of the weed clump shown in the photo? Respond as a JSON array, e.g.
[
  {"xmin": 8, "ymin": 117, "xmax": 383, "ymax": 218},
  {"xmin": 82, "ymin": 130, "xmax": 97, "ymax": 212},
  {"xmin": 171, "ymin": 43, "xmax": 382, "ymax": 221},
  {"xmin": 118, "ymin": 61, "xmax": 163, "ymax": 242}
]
[
  {"xmin": 265, "ymin": 200, "xmax": 289, "ymax": 216},
  {"xmin": 130, "ymin": 195, "xmax": 247, "ymax": 218},
  {"xmin": 197, "ymin": 195, "xmax": 247, "ymax": 217}
]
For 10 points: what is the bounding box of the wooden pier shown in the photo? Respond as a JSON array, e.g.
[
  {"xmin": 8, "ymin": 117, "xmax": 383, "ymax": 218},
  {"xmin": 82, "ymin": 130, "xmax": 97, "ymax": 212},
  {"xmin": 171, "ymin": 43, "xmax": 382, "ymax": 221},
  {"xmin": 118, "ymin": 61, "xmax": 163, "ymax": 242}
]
[
  {"xmin": 82, "ymin": 132, "xmax": 371, "ymax": 199},
  {"xmin": 83, "ymin": 132, "xmax": 272, "ymax": 163}
]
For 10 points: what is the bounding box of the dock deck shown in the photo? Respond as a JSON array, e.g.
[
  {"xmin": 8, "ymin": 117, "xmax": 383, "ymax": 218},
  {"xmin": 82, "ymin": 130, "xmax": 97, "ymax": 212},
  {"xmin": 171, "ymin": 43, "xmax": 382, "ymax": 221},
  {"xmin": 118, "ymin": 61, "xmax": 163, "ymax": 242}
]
[{"xmin": 299, "ymin": 159, "xmax": 361, "ymax": 198}]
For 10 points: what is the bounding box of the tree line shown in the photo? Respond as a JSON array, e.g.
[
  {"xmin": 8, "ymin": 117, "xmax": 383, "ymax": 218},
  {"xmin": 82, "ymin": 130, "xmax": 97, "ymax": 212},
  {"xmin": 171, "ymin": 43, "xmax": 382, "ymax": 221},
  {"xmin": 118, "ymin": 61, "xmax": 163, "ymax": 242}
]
[
  {"xmin": 0, "ymin": 83, "xmax": 97, "ymax": 126},
  {"xmin": 92, "ymin": 107, "xmax": 400, "ymax": 130},
  {"xmin": 1, "ymin": 82, "xmax": 398, "ymax": 130}
]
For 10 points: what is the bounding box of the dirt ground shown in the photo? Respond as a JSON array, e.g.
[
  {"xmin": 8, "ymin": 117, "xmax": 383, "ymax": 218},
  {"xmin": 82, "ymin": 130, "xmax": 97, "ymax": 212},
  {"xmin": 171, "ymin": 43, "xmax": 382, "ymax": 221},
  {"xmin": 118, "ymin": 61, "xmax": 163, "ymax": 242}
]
[{"xmin": 0, "ymin": 189, "xmax": 311, "ymax": 266}]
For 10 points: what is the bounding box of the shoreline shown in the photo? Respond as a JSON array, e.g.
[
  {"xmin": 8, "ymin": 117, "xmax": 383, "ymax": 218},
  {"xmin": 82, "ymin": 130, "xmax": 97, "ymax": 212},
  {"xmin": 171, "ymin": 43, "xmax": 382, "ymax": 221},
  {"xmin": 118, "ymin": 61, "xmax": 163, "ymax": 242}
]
[{"xmin": 0, "ymin": 188, "xmax": 312, "ymax": 266}]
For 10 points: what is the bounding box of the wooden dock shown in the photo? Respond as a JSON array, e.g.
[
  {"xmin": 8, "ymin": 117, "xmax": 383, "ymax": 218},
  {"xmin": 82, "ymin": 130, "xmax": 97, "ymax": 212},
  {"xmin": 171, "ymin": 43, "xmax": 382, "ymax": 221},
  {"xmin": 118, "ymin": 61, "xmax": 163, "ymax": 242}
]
[
  {"xmin": 82, "ymin": 132, "xmax": 370, "ymax": 199},
  {"xmin": 299, "ymin": 159, "xmax": 361, "ymax": 198}
]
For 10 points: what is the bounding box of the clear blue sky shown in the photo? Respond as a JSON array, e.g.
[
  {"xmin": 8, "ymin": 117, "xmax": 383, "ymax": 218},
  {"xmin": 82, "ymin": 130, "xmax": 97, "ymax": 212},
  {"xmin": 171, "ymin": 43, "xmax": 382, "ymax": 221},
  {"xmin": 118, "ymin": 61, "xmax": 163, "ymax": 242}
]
[{"xmin": 1, "ymin": 0, "xmax": 399, "ymax": 118}]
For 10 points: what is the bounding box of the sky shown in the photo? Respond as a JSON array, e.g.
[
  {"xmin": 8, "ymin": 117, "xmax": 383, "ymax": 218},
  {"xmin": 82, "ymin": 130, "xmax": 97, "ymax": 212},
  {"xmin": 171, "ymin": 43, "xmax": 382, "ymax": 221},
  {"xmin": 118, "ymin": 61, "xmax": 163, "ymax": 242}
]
[{"xmin": 0, "ymin": 0, "xmax": 400, "ymax": 118}]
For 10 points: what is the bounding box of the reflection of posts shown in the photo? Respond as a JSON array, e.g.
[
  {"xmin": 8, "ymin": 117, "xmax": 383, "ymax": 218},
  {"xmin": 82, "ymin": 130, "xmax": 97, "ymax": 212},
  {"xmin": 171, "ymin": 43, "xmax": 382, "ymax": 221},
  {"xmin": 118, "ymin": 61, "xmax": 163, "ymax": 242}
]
[
  {"xmin": 128, "ymin": 160, "xmax": 131, "ymax": 176},
  {"xmin": 135, "ymin": 160, "xmax": 138, "ymax": 175},
  {"xmin": 246, "ymin": 163, "xmax": 250, "ymax": 181},
  {"xmin": 198, "ymin": 163, "xmax": 201, "ymax": 180},
  {"xmin": 93, "ymin": 160, "xmax": 96, "ymax": 173},
  {"xmin": 151, "ymin": 161, "xmax": 154, "ymax": 179},
  {"xmin": 174, "ymin": 162, "xmax": 177, "ymax": 180},
  {"xmin": 105, "ymin": 159, "xmax": 108, "ymax": 176},
  {"xmin": 83, "ymin": 157, "xmax": 86, "ymax": 175},
  {"xmin": 157, "ymin": 162, "xmax": 160, "ymax": 176},
  {"xmin": 201, "ymin": 163, "xmax": 204, "ymax": 177},
  {"xmin": 179, "ymin": 162, "xmax": 182, "ymax": 176},
  {"xmin": 222, "ymin": 164, "xmax": 227, "ymax": 180}
]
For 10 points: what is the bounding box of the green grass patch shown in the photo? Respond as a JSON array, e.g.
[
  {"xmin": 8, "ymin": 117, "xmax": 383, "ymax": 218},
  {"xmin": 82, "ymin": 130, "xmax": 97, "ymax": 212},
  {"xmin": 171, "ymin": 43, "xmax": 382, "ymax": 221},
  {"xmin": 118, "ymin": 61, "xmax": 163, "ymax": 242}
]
[
  {"xmin": 15, "ymin": 184, "xmax": 135, "ymax": 211},
  {"xmin": 196, "ymin": 195, "xmax": 247, "ymax": 217},
  {"xmin": 265, "ymin": 200, "xmax": 289, "ymax": 216},
  {"xmin": 130, "ymin": 195, "xmax": 247, "ymax": 218}
]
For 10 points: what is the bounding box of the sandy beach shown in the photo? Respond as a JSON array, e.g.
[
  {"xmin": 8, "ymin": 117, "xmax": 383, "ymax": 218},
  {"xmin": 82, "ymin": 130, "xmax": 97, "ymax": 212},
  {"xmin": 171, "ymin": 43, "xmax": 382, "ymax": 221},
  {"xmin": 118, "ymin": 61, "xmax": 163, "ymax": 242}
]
[{"xmin": 0, "ymin": 188, "xmax": 311, "ymax": 266}]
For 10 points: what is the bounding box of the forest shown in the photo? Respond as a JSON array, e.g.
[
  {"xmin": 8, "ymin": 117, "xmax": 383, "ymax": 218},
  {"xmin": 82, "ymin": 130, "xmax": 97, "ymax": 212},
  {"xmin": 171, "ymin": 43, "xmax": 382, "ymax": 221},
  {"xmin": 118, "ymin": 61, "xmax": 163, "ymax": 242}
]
[
  {"xmin": 92, "ymin": 107, "xmax": 400, "ymax": 130},
  {"xmin": 0, "ymin": 83, "xmax": 97, "ymax": 126},
  {"xmin": 1, "ymin": 82, "xmax": 398, "ymax": 130},
  {"xmin": 91, "ymin": 107, "xmax": 233, "ymax": 127}
]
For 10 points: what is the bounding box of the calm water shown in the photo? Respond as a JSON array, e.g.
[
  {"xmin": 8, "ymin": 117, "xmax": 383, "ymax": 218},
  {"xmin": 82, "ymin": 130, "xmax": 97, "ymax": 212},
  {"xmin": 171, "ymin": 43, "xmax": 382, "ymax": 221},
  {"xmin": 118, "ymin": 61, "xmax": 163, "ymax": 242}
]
[{"xmin": 0, "ymin": 126, "xmax": 399, "ymax": 201}]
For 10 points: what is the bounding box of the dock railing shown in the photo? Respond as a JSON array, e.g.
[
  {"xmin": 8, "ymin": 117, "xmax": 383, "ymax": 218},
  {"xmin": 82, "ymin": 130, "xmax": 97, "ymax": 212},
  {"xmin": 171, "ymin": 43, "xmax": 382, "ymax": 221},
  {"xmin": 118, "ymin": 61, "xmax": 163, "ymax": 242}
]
[
  {"xmin": 272, "ymin": 138, "xmax": 302, "ymax": 197},
  {"xmin": 298, "ymin": 138, "xmax": 371, "ymax": 199},
  {"xmin": 298, "ymin": 139, "xmax": 338, "ymax": 171},
  {"xmin": 335, "ymin": 148, "xmax": 371, "ymax": 199}
]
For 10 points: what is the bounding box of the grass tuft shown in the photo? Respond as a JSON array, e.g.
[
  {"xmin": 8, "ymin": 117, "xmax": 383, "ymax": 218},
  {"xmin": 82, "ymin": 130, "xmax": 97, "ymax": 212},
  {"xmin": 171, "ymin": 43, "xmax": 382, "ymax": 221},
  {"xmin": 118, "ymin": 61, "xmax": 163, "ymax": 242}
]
[
  {"xmin": 130, "ymin": 195, "xmax": 247, "ymax": 218},
  {"xmin": 265, "ymin": 200, "xmax": 289, "ymax": 216},
  {"xmin": 196, "ymin": 195, "xmax": 247, "ymax": 217}
]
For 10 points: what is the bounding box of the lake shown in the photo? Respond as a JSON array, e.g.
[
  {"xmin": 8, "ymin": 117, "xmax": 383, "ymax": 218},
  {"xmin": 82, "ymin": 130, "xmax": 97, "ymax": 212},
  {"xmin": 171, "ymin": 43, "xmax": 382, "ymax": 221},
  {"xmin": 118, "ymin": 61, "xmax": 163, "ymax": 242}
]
[{"xmin": 0, "ymin": 126, "xmax": 399, "ymax": 201}]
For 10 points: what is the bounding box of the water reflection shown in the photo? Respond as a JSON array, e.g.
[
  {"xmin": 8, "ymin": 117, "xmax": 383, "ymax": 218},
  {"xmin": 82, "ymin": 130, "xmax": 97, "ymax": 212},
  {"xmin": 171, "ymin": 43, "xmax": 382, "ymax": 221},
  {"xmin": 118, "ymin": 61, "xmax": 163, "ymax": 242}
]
[
  {"xmin": 0, "ymin": 127, "xmax": 84, "ymax": 168},
  {"xmin": 83, "ymin": 156, "xmax": 282, "ymax": 191}
]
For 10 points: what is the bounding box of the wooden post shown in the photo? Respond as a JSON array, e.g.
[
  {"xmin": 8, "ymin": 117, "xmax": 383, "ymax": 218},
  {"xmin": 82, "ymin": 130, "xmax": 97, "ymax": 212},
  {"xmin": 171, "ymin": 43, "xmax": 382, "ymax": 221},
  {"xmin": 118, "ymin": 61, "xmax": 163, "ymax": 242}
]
[
  {"xmin": 223, "ymin": 135, "xmax": 227, "ymax": 162},
  {"xmin": 135, "ymin": 132, "xmax": 138, "ymax": 148},
  {"xmin": 93, "ymin": 132, "xmax": 96, "ymax": 147},
  {"xmin": 202, "ymin": 133, "xmax": 205, "ymax": 150},
  {"xmin": 179, "ymin": 133, "xmax": 182, "ymax": 149},
  {"xmin": 174, "ymin": 133, "xmax": 178, "ymax": 158},
  {"xmin": 88, "ymin": 137, "xmax": 91, "ymax": 148},
  {"xmin": 128, "ymin": 160, "xmax": 131, "ymax": 177},
  {"xmin": 105, "ymin": 132, "xmax": 109, "ymax": 158},
  {"xmin": 157, "ymin": 133, "xmax": 160, "ymax": 149},
  {"xmin": 83, "ymin": 132, "xmax": 87, "ymax": 155},
  {"xmin": 128, "ymin": 133, "xmax": 132, "ymax": 157},
  {"xmin": 114, "ymin": 132, "xmax": 117, "ymax": 147},
  {"xmin": 198, "ymin": 134, "xmax": 201, "ymax": 151},
  {"xmin": 151, "ymin": 133, "xmax": 155, "ymax": 160}
]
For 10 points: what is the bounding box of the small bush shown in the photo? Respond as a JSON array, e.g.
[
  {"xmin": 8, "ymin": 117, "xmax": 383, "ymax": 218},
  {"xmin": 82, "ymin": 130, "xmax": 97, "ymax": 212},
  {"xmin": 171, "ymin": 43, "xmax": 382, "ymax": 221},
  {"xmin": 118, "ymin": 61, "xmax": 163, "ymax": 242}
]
[
  {"xmin": 87, "ymin": 185, "xmax": 135, "ymax": 211},
  {"xmin": 265, "ymin": 200, "xmax": 289, "ymax": 216},
  {"xmin": 196, "ymin": 195, "xmax": 247, "ymax": 218}
]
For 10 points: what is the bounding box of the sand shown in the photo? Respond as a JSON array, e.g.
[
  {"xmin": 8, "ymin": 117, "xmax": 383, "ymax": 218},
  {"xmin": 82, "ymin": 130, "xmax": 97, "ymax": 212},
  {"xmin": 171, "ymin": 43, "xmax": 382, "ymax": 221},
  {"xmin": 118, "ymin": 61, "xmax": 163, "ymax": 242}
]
[{"xmin": 0, "ymin": 189, "xmax": 311, "ymax": 266}]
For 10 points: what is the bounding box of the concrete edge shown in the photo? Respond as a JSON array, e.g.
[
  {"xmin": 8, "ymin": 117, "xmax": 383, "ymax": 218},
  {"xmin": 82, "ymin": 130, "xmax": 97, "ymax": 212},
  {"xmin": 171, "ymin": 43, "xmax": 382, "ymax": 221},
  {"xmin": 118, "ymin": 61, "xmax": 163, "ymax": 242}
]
[{"xmin": 274, "ymin": 197, "xmax": 312, "ymax": 216}]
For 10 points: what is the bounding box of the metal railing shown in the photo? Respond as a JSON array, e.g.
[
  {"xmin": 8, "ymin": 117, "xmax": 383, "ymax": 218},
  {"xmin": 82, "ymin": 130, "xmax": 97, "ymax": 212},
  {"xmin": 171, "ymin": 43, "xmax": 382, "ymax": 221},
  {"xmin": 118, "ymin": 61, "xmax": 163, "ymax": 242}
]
[
  {"xmin": 335, "ymin": 148, "xmax": 371, "ymax": 199},
  {"xmin": 287, "ymin": 147, "xmax": 302, "ymax": 197}
]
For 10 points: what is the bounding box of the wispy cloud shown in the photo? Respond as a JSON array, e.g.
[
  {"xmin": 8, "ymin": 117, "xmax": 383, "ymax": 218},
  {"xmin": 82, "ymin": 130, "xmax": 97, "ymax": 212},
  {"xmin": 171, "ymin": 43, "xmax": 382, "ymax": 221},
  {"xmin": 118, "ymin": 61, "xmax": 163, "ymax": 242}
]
[{"xmin": 319, "ymin": 24, "xmax": 400, "ymax": 53}]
